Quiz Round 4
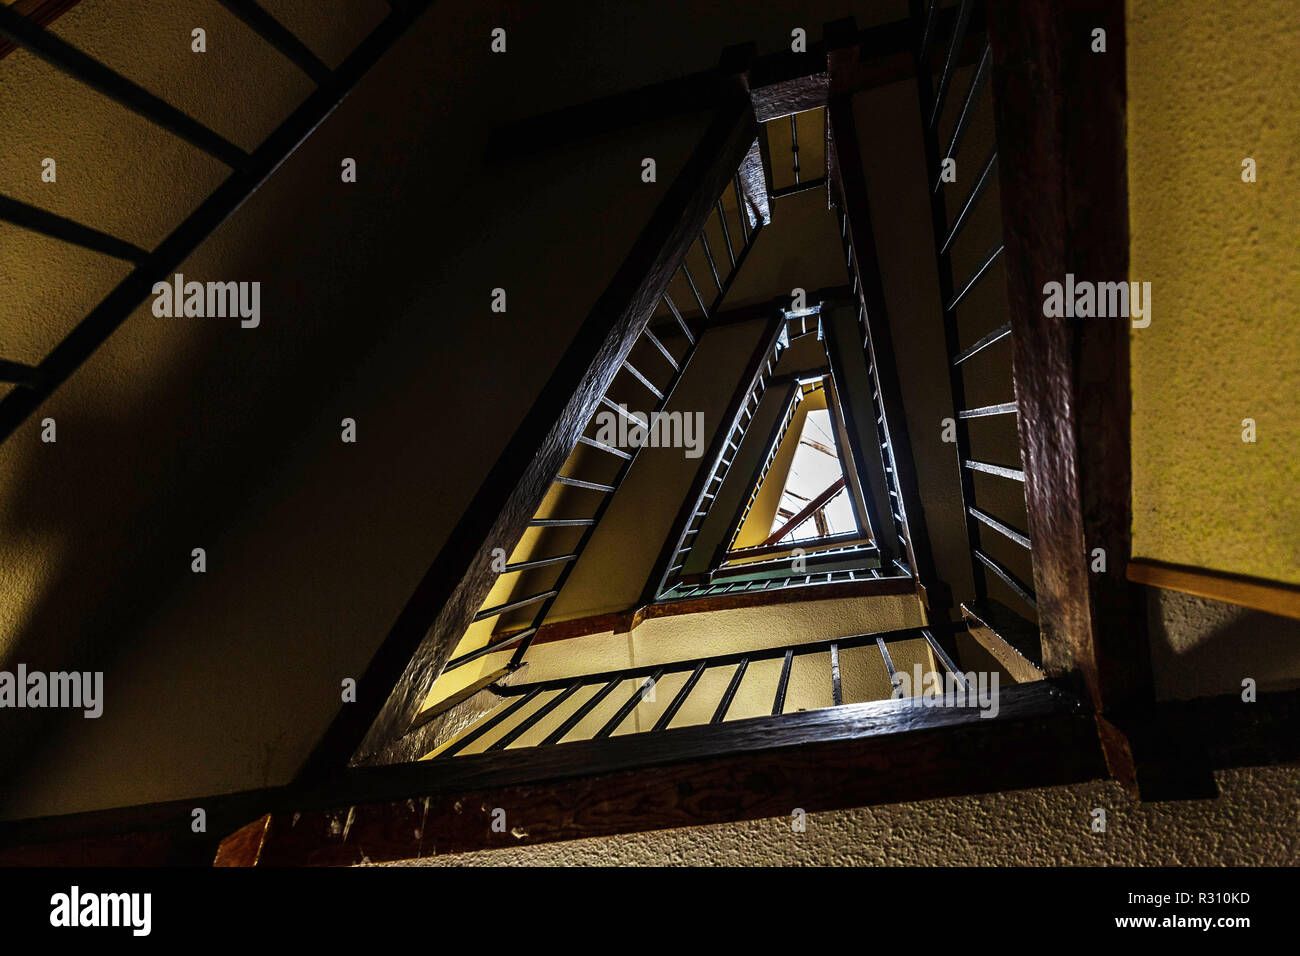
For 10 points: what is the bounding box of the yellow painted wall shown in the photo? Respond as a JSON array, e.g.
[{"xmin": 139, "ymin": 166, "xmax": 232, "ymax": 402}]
[
  {"xmin": 735, "ymin": 386, "xmax": 827, "ymax": 548},
  {"xmin": 1128, "ymin": 0, "xmax": 1300, "ymax": 583},
  {"xmin": 423, "ymin": 590, "xmax": 933, "ymax": 756}
]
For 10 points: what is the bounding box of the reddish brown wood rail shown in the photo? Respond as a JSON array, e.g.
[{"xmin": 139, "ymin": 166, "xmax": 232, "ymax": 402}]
[
  {"xmin": 761, "ymin": 476, "xmax": 848, "ymax": 547},
  {"xmin": 1128, "ymin": 560, "xmax": 1300, "ymax": 622},
  {"xmin": 0, "ymin": 0, "xmax": 81, "ymax": 60}
]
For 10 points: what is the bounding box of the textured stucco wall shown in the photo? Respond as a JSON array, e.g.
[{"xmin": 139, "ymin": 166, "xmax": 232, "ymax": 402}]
[
  {"xmin": 379, "ymin": 764, "xmax": 1299, "ymax": 866},
  {"xmin": 1148, "ymin": 588, "xmax": 1300, "ymax": 700},
  {"xmin": 1128, "ymin": 0, "xmax": 1300, "ymax": 583}
]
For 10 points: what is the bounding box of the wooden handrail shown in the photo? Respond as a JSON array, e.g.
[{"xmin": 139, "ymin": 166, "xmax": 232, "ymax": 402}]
[{"xmin": 1128, "ymin": 560, "xmax": 1300, "ymax": 621}]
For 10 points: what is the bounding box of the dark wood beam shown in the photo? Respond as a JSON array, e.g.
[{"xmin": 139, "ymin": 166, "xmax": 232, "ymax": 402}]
[
  {"xmin": 0, "ymin": 790, "xmax": 278, "ymax": 866},
  {"xmin": 241, "ymin": 681, "xmax": 1105, "ymax": 865},
  {"xmin": 300, "ymin": 96, "xmax": 761, "ymax": 775},
  {"xmin": 1128, "ymin": 560, "xmax": 1300, "ymax": 622},
  {"xmin": 735, "ymin": 136, "xmax": 771, "ymax": 228},
  {"xmin": 4, "ymin": 687, "xmax": 1297, "ymax": 865},
  {"xmin": 760, "ymin": 476, "xmax": 847, "ymax": 547},
  {"xmin": 491, "ymin": 610, "xmax": 639, "ymax": 647},
  {"xmin": 727, "ymin": 37, "xmax": 827, "ymax": 123},
  {"xmin": 738, "ymin": 10, "xmax": 988, "ymax": 121},
  {"xmin": 695, "ymin": 295, "xmax": 787, "ymax": 331},
  {"xmin": 701, "ymin": 284, "xmax": 851, "ymax": 332},
  {"xmin": 984, "ymin": 0, "xmax": 1151, "ymax": 789}
]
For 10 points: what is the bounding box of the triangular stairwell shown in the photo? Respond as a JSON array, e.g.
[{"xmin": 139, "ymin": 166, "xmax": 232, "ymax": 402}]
[
  {"xmin": 416, "ymin": 291, "xmax": 915, "ymax": 759},
  {"xmin": 336, "ymin": 103, "xmax": 926, "ymax": 768}
]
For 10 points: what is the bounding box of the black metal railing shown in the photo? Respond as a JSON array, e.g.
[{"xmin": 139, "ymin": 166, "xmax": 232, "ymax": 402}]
[
  {"xmin": 0, "ymin": 1, "xmax": 436, "ymax": 444},
  {"xmin": 652, "ymin": 300, "xmax": 898, "ymax": 600},
  {"xmin": 711, "ymin": 536, "xmax": 880, "ymax": 580},
  {"xmin": 663, "ymin": 563, "xmax": 903, "ymax": 601},
  {"xmin": 435, "ymin": 624, "xmax": 966, "ymax": 758},
  {"xmin": 827, "ymin": 201, "xmax": 916, "ymax": 581},
  {"xmin": 910, "ymin": 0, "xmax": 1038, "ymax": 649},
  {"xmin": 433, "ymin": 173, "xmax": 768, "ymax": 679}
]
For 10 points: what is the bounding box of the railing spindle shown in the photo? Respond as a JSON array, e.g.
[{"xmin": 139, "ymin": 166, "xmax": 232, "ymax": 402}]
[
  {"xmin": 542, "ymin": 679, "xmax": 622, "ymax": 745},
  {"xmin": 830, "ymin": 643, "xmax": 842, "ymax": 705},
  {"xmin": 875, "ymin": 636, "xmax": 898, "ymax": 687},
  {"xmin": 772, "ymin": 648, "xmax": 794, "ymax": 715},
  {"xmin": 653, "ymin": 661, "xmax": 707, "ymax": 731},
  {"xmin": 711, "ymin": 658, "xmax": 749, "ymax": 723},
  {"xmin": 927, "ymin": 0, "xmax": 976, "ymax": 131},
  {"xmin": 595, "ymin": 668, "xmax": 664, "ymax": 738},
  {"xmin": 438, "ymin": 688, "xmax": 543, "ymax": 758},
  {"xmin": 488, "ymin": 680, "xmax": 585, "ymax": 751}
]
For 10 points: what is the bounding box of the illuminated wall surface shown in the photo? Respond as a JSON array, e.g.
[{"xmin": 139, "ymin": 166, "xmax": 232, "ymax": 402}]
[{"xmin": 1128, "ymin": 0, "xmax": 1300, "ymax": 584}]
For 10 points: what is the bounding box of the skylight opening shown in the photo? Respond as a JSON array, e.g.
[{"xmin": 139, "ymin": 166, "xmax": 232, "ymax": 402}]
[{"xmin": 767, "ymin": 408, "xmax": 859, "ymax": 545}]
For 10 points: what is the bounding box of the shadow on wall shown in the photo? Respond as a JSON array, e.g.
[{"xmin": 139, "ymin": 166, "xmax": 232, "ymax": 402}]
[
  {"xmin": 0, "ymin": 133, "xmax": 508, "ymax": 808},
  {"xmin": 1146, "ymin": 588, "xmax": 1300, "ymax": 701},
  {"xmin": 0, "ymin": 0, "xmax": 932, "ymax": 822},
  {"xmin": 0, "ymin": 87, "xmax": 712, "ymax": 826}
]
